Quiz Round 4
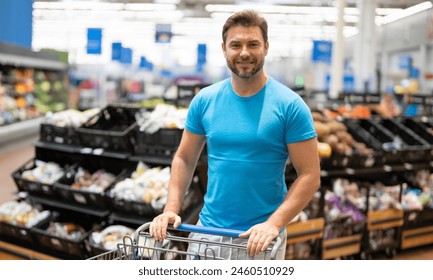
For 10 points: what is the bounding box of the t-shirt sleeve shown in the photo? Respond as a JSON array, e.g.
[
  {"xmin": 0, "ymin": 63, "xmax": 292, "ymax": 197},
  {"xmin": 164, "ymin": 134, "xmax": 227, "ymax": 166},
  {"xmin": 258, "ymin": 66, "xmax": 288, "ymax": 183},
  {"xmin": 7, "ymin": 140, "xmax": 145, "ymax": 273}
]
[
  {"xmin": 285, "ymin": 96, "xmax": 317, "ymax": 144},
  {"xmin": 185, "ymin": 93, "xmax": 206, "ymax": 135}
]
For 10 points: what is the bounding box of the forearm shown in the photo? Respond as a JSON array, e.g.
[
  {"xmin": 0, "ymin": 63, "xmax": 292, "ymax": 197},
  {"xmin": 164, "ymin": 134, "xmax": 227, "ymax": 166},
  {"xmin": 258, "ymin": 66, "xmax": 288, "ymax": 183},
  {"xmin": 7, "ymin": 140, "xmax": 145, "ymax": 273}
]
[
  {"xmin": 163, "ymin": 153, "xmax": 198, "ymax": 214},
  {"xmin": 267, "ymin": 173, "xmax": 320, "ymax": 230}
]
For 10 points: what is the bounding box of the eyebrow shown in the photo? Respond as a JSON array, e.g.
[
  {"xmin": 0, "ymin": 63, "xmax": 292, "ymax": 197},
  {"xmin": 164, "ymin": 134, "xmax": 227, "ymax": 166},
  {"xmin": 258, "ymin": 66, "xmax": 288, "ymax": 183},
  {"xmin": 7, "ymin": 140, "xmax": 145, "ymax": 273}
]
[{"xmin": 228, "ymin": 39, "xmax": 262, "ymax": 45}]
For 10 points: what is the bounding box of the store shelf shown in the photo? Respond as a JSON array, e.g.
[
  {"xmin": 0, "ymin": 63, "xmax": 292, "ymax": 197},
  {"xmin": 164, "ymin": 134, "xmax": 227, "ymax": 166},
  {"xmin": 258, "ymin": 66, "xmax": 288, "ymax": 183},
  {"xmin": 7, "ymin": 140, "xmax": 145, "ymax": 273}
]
[
  {"xmin": 0, "ymin": 240, "xmax": 59, "ymax": 260},
  {"xmin": 0, "ymin": 42, "xmax": 67, "ymax": 71},
  {"xmin": 28, "ymin": 194, "xmax": 110, "ymax": 218},
  {"xmin": 0, "ymin": 117, "xmax": 42, "ymax": 150}
]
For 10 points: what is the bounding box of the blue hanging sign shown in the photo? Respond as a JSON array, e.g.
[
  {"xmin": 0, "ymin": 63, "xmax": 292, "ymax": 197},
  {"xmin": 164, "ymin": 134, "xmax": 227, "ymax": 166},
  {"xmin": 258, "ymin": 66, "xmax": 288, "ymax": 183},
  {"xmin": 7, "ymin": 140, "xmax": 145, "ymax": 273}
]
[
  {"xmin": 112, "ymin": 42, "xmax": 122, "ymax": 61},
  {"xmin": 399, "ymin": 55, "xmax": 412, "ymax": 70},
  {"xmin": 312, "ymin": 40, "xmax": 332, "ymax": 64},
  {"xmin": 87, "ymin": 28, "xmax": 102, "ymax": 54},
  {"xmin": 120, "ymin": 47, "xmax": 132, "ymax": 65},
  {"xmin": 197, "ymin": 44, "xmax": 207, "ymax": 64}
]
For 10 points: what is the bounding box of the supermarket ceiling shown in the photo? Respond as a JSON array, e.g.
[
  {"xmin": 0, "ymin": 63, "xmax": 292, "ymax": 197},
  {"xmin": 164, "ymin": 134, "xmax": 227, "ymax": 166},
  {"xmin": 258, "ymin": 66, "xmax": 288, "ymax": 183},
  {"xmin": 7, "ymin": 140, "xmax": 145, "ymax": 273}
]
[{"xmin": 31, "ymin": 0, "xmax": 433, "ymax": 66}]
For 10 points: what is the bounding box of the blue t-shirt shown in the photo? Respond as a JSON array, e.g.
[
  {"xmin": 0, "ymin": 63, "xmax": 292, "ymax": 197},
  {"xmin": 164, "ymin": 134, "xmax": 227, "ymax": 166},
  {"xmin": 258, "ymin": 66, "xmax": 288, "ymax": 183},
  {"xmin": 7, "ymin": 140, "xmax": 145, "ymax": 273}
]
[{"xmin": 185, "ymin": 77, "xmax": 317, "ymax": 231}]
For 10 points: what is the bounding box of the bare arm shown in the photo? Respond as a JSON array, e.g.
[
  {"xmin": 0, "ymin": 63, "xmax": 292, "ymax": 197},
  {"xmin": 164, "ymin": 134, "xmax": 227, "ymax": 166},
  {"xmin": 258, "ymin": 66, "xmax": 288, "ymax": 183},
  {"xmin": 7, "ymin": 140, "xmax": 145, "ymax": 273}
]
[
  {"xmin": 240, "ymin": 137, "xmax": 321, "ymax": 255},
  {"xmin": 268, "ymin": 137, "xmax": 321, "ymax": 229},
  {"xmin": 150, "ymin": 130, "xmax": 206, "ymax": 241}
]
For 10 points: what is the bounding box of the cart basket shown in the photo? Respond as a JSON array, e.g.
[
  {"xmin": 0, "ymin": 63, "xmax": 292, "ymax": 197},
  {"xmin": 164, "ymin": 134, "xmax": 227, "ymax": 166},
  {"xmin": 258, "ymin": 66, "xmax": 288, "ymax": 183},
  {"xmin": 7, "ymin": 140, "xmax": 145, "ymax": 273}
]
[{"xmin": 88, "ymin": 222, "xmax": 282, "ymax": 260}]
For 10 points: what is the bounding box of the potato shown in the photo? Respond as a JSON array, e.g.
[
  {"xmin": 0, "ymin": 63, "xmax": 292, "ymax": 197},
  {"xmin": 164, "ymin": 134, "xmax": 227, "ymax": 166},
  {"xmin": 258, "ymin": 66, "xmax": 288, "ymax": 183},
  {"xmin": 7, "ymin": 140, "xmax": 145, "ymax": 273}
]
[
  {"xmin": 336, "ymin": 131, "xmax": 354, "ymax": 146},
  {"xmin": 317, "ymin": 142, "xmax": 332, "ymax": 158},
  {"xmin": 314, "ymin": 121, "xmax": 331, "ymax": 138},
  {"xmin": 327, "ymin": 120, "xmax": 347, "ymax": 133},
  {"xmin": 322, "ymin": 134, "xmax": 339, "ymax": 148},
  {"xmin": 312, "ymin": 111, "xmax": 325, "ymax": 122}
]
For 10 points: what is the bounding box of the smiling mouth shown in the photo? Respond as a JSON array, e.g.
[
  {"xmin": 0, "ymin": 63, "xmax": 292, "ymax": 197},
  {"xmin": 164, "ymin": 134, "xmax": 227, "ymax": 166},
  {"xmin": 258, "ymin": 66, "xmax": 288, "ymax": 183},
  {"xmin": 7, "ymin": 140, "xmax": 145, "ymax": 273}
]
[{"xmin": 237, "ymin": 61, "xmax": 253, "ymax": 65}]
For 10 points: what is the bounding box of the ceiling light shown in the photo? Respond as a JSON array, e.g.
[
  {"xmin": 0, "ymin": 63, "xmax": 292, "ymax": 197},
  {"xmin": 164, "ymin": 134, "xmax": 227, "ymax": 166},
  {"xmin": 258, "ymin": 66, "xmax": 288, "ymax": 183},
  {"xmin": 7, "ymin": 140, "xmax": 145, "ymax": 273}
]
[{"xmin": 377, "ymin": 1, "xmax": 432, "ymax": 25}]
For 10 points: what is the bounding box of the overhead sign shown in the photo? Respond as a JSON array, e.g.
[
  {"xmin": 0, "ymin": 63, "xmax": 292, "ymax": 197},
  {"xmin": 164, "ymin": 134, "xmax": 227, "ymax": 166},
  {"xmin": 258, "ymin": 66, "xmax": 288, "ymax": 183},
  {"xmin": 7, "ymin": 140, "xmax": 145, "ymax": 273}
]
[
  {"xmin": 111, "ymin": 42, "xmax": 122, "ymax": 61},
  {"xmin": 87, "ymin": 28, "xmax": 102, "ymax": 54},
  {"xmin": 120, "ymin": 47, "xmax": 132, "ymax": 65},
  {"xmin": 312, "ymin": 40, "xmax": 332, "ymax": 64},
  {"xmin": 196, "ymin": 43, "xmax": 207, "ymax": 73},
  {"xmin": 140, "ymin": 56, "xmax": 153, "ymax": 71},
  {"xmin": 399, "ymin": 55, "xmax": 412, "ymax": 70}
]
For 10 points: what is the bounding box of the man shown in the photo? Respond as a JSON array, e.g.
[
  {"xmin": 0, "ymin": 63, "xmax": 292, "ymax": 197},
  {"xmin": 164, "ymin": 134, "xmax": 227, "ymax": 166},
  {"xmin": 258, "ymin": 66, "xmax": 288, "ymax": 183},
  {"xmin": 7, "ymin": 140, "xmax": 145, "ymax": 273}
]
[{"xmin": 150, "ymin": 10, "xmax": 320, "ymax": 259}]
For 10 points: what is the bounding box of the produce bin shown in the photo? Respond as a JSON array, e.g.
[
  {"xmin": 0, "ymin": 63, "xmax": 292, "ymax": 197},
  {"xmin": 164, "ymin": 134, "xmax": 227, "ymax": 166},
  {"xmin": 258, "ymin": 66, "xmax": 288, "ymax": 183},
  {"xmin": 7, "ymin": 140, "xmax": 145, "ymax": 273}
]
[
  {"xmin": 134, "ymin": 128, "xmax": 183, "ymax": 157},
  {"xmin": 11, "ymin": 158, "xmax": 67, "ymax": 197},
  {"xmin": 53, "ymin": 161, "xmax": 125, "ymax": 210},
  {"xmin": 401, "ymin": 208, "xmax": 433, "ymax": 249},
  {"xmin": 0, "ymin": 200, "xmax": 52, "ymax": 248},
  {"xmin": 106, "ymin": 168, "xmax": 202, "ymax": 217},
  {"xmin": 87, "ymin": 224, "xmax": 135, "ymax": 257},
  {"xmin": 344, "ymin": 118, "xmax": 403, "ymax": 164},
  {"xmin": 362, "ymin": 208, "xmax": 404, "ymax": 259},
  {"xmin": 39, "ymin": 123, "xmax": 81, "ymax": 146},
  {"xmin": 373, "ymin": 118, "xmax": 430, "ymax": 163},
  {"xmin": 76, "ymin": 105, "xmax": 139, "ymax": 153},
  {"xmin": 322, "ymin": 234, "xmax": 362, "ymax": 260},
  {"xmin": 285, "ymin": 217, "xmax": 324, "ymax": 260},
  {"xmin": 31, "ymin": 212, "xmax": 97, "ymax": 259},
  {"xmin": 398, "ymin": 118, "xmax": 433, "ymax": 161}
]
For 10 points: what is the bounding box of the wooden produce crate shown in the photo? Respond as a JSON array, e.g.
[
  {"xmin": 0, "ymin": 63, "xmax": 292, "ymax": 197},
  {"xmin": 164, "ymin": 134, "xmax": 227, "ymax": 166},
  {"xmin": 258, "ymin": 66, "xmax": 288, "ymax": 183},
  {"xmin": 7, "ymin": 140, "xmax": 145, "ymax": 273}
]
[
  {"xmin": 286, "ymin": 218, "xmax": 324, "ymax": 244},
  {"xmin": 401, "ymin": 226, "xmax": 433, "ymax": 250},
  {"xmin": 322, "ymin": 234, "xmax": 362, "ymax": 260},
  {"xmin": 285, "ymin": 218, "xmax": 324, "ymax": 260},
  {"xmin": 367, "ymin": 209, "xmax": 404, "ymax": 231}
]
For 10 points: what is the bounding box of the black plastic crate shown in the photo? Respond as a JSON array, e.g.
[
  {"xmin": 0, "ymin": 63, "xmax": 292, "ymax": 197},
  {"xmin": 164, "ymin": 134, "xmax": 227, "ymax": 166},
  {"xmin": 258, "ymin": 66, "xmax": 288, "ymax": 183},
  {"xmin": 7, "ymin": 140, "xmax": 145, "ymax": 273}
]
[
  {"xmin": 346, "ymin": 118, "xmax": 404, "ymax": 164},
  {"xmin": 53, "ymin": 163, "xmax": 125, "ymax": 210},
  {"xmin": 106, "ymin": 168, "xmax": 201, "ymax": 217},
  {"xmin": 11, "ymin": 158, "xmax": 68, "ymax": 197},
  {"xmin": 39, "ymin": 123, "xmax": 81, "ymax": 146},
  {"xmin": 87, "ymin": 224, "xmax": 135, "ymax": 257},
  {"xmin": 399, "ymin": 118, "xmax": 433, "ymax": 160},
  {"xmin": 31, "ymin": 212, "xmax": 98, "ymax": 259},
  {"xmin": 404, "ymin": 208, "xmax": 433, "ymax": 229},
  {"xmin": 0, "ymin": 200, "xmax": 52, "ymax": 247},
  {"xmin": 374, "ymin": 118, "xmax": 430, "ymax": 163},
  {"xmin": 134, "ymin": 128, "xmax": 183, "ymax": 157},
  {"xmin": 343, "ymin": 119, "xmax": 385, "ymax": 166},
  {"xmin": 76, "ymin": 105, "xmax": 139, "ymax": 152}
]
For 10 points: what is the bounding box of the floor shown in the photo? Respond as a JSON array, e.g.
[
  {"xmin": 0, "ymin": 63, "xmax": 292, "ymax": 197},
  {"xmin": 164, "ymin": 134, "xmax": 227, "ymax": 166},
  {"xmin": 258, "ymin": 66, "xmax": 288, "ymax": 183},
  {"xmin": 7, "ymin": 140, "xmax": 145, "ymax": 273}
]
[
  {"xmin": 0, "ymin": 140, "xmax": 432, "ymax": 260},
  {"xmin": 0, "ymin": 137, "xmax": 36, "ymax": 205}
]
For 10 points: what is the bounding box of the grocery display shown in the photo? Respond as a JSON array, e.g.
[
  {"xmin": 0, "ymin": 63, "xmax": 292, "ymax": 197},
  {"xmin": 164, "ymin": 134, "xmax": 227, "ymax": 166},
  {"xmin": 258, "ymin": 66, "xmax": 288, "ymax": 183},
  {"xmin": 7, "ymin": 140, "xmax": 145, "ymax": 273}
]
[
  {"xmin": 2, "ymin": 99, "xmax": 433, "ymax": 259},
  {"xmin": 1, "ymin": 1, "xmax": 433, "ymax": 262},
  {"xmin": 0, "ymin": 104, "xmax": 205, "ymax": 259}
]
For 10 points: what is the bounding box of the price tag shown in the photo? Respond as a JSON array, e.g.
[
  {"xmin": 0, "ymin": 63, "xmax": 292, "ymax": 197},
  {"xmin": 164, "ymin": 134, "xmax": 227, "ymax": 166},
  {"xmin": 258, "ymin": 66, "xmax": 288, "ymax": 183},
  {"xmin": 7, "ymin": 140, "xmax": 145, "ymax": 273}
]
[
  {"xmin": 384, "ymin": 165, "xmax": 392, "ymax": 172},
  {"xmin": 345, "ymin": 168, "xmax": 355, "ymax": 175},
  {"xmin": 404, "ymin": 163, "xmax": 413, "ymax": 170}
]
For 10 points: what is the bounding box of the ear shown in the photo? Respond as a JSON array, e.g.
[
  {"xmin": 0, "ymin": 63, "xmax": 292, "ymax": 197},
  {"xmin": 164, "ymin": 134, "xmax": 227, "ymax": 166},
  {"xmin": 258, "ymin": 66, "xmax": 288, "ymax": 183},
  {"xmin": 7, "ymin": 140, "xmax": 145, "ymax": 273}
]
[
  {"xmin": 221, "ymin": 42, "xmax": 227, "ymax": 58},
  {"xmin": 264, "ymin": 41, "xmax": 269, "ymax": 56}
]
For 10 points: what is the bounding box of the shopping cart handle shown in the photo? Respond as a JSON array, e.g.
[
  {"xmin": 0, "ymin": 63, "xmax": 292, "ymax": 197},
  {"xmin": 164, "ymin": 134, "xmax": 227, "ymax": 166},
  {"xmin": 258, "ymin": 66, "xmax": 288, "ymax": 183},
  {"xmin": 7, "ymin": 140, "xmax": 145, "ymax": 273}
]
[{"xmin": 176, "ymin": 224, "xmax": 245, "ymax": 238}]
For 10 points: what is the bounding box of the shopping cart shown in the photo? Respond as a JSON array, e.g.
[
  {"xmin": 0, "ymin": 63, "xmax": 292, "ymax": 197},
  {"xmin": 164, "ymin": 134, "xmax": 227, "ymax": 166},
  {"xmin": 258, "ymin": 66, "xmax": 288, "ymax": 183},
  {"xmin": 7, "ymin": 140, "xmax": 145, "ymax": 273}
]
[{"xmin": 88, "ymin": 222, "xmax": 282, "ymax": 260}]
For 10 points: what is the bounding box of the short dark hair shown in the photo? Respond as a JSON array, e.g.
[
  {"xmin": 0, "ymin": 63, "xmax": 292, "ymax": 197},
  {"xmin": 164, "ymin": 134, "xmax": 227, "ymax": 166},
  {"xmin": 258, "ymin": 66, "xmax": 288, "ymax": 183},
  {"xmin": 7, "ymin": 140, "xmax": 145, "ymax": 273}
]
[{"xmin": 222, "ymin": 10, "xmax": 268, "ymax": 45}]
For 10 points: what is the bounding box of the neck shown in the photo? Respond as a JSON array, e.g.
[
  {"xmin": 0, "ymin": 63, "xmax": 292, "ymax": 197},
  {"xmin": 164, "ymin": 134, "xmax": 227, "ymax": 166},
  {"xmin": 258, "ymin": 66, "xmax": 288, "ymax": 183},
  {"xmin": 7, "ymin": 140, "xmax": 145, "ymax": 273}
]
[{"xmin": 231, "ymin": 72, "xmax": 268, "ymax": 97}]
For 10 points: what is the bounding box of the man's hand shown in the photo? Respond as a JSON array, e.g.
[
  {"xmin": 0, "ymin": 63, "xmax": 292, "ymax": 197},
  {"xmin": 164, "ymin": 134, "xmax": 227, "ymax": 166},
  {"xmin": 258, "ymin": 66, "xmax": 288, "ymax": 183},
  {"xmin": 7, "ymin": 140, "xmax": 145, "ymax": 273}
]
[
  {"xmin": 149, "ymin": 211, "xmax": 181, "ymax": 242},
  {"xmin": 239, "ymin": 222, "xmax": 280, "ymax": 256}
]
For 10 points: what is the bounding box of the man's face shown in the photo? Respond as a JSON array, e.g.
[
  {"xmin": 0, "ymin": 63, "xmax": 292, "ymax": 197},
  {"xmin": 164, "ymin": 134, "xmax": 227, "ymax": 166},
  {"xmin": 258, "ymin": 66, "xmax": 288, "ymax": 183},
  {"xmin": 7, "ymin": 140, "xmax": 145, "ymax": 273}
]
[{"xmin": 222, "ymin": 25, "xmax": 268, "ymax": 79}]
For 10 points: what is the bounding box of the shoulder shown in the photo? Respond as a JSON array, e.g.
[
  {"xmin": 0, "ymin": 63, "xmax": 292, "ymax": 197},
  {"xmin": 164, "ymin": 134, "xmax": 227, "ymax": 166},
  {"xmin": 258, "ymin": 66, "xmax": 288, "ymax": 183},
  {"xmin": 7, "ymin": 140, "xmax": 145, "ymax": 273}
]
[
  {"xmin": 267, "ymin": 76, "xmax": 303, "ymax": 104},
  {"xmin": 196, "ymin": 79, "xmax": 229, "ymax": 99}
]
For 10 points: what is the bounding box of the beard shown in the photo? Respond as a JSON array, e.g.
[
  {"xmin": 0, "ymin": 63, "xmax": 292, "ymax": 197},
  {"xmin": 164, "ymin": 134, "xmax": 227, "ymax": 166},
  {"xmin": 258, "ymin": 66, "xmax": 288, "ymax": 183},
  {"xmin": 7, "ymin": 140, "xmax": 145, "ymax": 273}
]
[{"xmin": 226, "ymin": 56, "xmax": 264, "ymax": 79}]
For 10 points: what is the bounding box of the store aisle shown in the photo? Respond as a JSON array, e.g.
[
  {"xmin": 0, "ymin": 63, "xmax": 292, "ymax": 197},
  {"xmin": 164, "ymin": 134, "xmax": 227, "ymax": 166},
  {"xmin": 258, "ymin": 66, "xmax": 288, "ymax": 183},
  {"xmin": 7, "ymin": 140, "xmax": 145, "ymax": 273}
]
[{"xmin": 0, "ymin": 141, "xmax": 35, "ymax": 205}]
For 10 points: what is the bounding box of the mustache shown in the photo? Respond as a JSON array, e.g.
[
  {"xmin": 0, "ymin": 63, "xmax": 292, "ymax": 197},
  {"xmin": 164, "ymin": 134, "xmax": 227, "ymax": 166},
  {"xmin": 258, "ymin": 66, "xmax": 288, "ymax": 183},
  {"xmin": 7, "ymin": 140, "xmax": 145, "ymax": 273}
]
[{"xmin": 236, "ymin": 58, "xmax": 254, "ymax": 63}]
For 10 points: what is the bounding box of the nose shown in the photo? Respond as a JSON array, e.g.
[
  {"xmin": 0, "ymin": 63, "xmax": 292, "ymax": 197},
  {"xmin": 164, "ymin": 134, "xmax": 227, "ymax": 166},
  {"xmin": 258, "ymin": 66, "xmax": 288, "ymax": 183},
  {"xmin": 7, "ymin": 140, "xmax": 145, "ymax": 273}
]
[{"xmin": 240, "ymin": 46, "xmax": 249, "ymax": 58}]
